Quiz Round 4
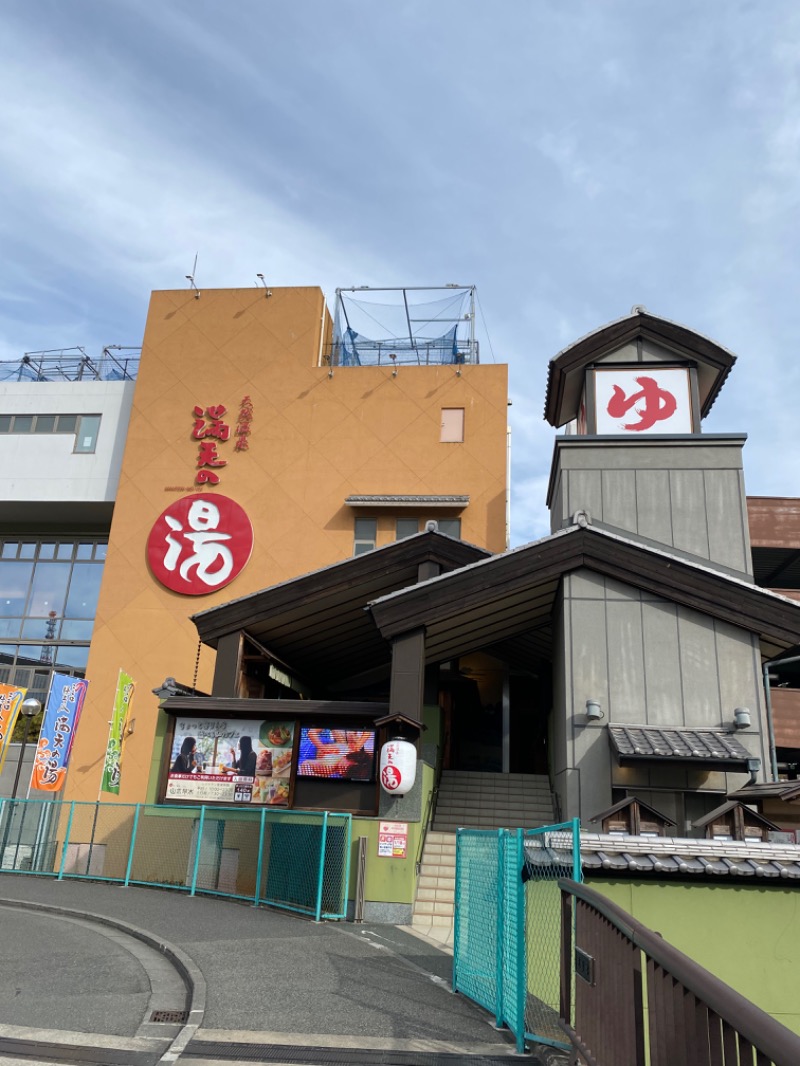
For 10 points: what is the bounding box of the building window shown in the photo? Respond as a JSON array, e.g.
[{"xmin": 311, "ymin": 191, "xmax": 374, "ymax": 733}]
[
  {"xmin": 353, "ymin": 518, "xmax": 377, "ymax": 555},
  {"xmin": 0, "ymin": 412, "xmax": 100, "ymax": 452},
  {"xmin": 0, "ymin": 537, "xmax": 107, "ymax": 706},
  {"xmin": 74, "ymin": 415, "xmax": 101, "ymax": 453},
  {"xmin": 440, "ymin": 408, "xmax": 465, "ymax": 443},
  {"xmin": 436, "ymin": 518, "xmax": 461, "ymax": 538},
  {"xmin": 396, "ymin": 518, "xmax": 419, "ymax": 540}
]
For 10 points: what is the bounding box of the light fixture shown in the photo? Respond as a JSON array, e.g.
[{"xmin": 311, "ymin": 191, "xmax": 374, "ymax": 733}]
[
  {"xmin": 585, "ymin": 699, "xmax": 604, "ymax": 723},
  {"xmin": 733, "ymin": 707, "xmax": 751, "ymax": 730}
]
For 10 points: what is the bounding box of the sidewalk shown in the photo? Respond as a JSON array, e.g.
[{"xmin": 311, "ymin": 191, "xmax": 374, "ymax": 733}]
[{"xmin": 0, "ymin": 874, "xmax": 521, "ymax": 1065}]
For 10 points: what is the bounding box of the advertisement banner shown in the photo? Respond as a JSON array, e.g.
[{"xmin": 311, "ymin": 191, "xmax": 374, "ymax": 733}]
[
  {"xmin": 0, "ymin": 683, "xmax": 27, "ymax": 776},
  {"xmin": 166, "ymin": 717, "xmax": 296, "ymax": 806},
  {"xmin": 101, "ymin": 670, "xmax": 135, "ymax": 795},
  {"xmin": 31, "ymin": 674, "xmax": 89, "ymax": 793}
]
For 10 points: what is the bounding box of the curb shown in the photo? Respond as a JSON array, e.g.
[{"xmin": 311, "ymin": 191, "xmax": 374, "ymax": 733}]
[{"xmin": 0, "ymin": 894, "xmax": 206, "ymax": 1063}]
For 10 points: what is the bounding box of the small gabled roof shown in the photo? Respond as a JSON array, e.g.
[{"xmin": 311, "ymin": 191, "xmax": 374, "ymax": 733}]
[
  {"xmin": 544, "ymin": 308, "xmax": 737, "ymax": 428},
  {"xmin": 692, "ymin": 801, "xmax": 780, "ymax": 832},
  {"xmin": 368, "ymin": 522, "xmax": 800, "ymax": 667},
  {"xmin": 590, "ymin": 796, "xmax": 677, "ymax": 827},
  {"xmin": 190, "ymin": 529, "xmax": 490, "ymax": 686}
]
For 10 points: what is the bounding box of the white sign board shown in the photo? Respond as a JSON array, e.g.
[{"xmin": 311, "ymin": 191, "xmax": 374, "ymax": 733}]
[{"xmin": 594, "ymin": 367, "xmax": 693, "ymax": 435}]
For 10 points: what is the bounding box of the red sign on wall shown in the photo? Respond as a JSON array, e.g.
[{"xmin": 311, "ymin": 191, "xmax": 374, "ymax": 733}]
[{"xmin": 147, "ymin": 494, "xmax": 254, "ymax": 595}]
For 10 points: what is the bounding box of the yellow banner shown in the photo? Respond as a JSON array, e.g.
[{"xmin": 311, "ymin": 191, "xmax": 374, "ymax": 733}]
[{"xmin": 0, "ymin": 684, "xmax": 27, "ymax": 776}]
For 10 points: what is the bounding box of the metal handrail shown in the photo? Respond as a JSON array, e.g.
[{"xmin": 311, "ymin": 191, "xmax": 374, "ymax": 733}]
[{"xmin": 559, "ymin": 878, "xmax": 800, "ymax": 1065}]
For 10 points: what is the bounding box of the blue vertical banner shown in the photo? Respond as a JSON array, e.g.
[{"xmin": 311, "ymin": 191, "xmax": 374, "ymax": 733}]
[{"xmin": 31, "ymin": 673, "xmax": 88, "ymax": 793}]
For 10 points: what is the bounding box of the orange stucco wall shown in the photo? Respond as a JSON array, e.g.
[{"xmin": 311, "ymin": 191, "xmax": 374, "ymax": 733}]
[{"xmin": 66, "ymin": 287, "xmax": 508, "ymax": 803}]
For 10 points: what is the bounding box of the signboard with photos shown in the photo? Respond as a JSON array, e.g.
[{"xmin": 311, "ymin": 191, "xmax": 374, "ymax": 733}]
[{"xmin": 165, "ymin": 717, "xmax": 296, "ymax": 806}]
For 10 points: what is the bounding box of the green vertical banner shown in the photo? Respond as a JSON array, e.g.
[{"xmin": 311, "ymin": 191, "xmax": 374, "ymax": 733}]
[{"xmin": 101, "ymin": 670, "xmax": 135, "ymax": 795}]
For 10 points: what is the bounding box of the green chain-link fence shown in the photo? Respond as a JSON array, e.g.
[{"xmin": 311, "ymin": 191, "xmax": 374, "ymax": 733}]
[
  {"xmin": 453, "ymin": 820, "xmax": 581, "ymax": 1054},
  {"xmin": 0, "ymin": 798, "xmax": 351, "ymax": 920}
]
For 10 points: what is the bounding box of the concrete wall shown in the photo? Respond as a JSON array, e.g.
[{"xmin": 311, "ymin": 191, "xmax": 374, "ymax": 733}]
[
  {"xmin": 553, "ymin": 568, "xmax": 768, "ymax": 825},
  {"xmin": 548, "ymin": 436, "xmax": 752, "ymax": 576},
  {"xmin": 0, "ymin": 381, "xmax": 134, "ymax": 504}
]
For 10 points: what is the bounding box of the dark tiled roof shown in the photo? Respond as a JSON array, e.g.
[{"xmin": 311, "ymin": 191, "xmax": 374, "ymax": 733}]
[
  {"xmin": 729, "ymin": 781, "xmax": 800, "ymax": 803},
  {"xmin": 533, "ymin": 831, "xmax": 800, "ymax": 881},
  {"xmin": 609, "ymin": 725, "xmax": 751, "ymax": 763}
]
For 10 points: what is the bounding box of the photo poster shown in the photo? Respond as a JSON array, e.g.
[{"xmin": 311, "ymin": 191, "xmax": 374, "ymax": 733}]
[
  {"xmin": 30, "ymin": 673, "xmax": 89, "ymax": 793},
  {"xmin": 165, "ymin": 717, "xmax": 296, "ymax": 806},
  {"xmin": 0, "ymin": 683, "xmax": 26, "ymax": 776}
]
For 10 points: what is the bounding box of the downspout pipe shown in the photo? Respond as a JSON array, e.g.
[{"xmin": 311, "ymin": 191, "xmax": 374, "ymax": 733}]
[{"xmin": 762, "ymin": 653, "xmax": 800, "ymax": 782}]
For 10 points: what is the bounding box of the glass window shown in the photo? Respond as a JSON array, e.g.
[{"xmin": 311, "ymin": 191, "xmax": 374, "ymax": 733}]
[
  {"xmin": 0, "ymin": 560, "xmax": 33, "ymax": 614},
  {"xmin": 28, "ymin": 562, "xmax": 70, "ymax": 616},
  {"xmin": 436, "ymin": 518, "xmax": 462, "ymax": 538},
  {"xmin": 53, "ymin": 646, "xmax": 89, "ymax": 670},
  {"xmin": 34, "ymin": 414, "xmax": 56, "ymax": 433},
  {"xmin": 396, "ymin": 518, "xmax": 419, "ymax": 540},
  {"xmin": 56, "ymin": 543, "xmax": 74, "ymax": 561},
  {"xmin": 19, "ymin": 543, "xmax": 36, "ymax": 560},
  {"xmin": 74, "ymin": 414, "xmax": 101, "ymax": 453},
  {"xmin": 354, "ymin": 518, "xmax": 377, "ymax": 556},
  {"xmin": 76, "ymin": 543, "xmax": 94, "ymax": 560},
  {"xmin": 22, "ymin": 618, "xmax": 60, "ymax": 639},
  {"xmin": 39, "ymin": 542, "xmax": 56, "ymax": 560},
  {"xmin": 56, "ymin": 414, "xmax": 77, "ymax": 433},
  {"xmin": 65, "ymin": 563, "xmax": 104, "ymax": 619},
  {"xmin": 440, "ymin": 408, "xmax": 465, "ymax": 443},
  {"xmin": 0, "ymin": 415, "xmax": 11, "ymax": 432},
  {"xmin": 13, "ymin": 415, "xmax": 33, "ymax": 433},
  {"xmin": 0, "ymin": 619, "xmax": 21, "ymax": 639},
  {"xmin": 1, "ymin": 542, "xmax": 18, "ymax": 560},
  {"xmin": 94, "ymin": 543, "xmax": 108, "ymax": 560},
  {"xmin": 60, "ymin": 619, "xmax": 94, "ymax": 640}
]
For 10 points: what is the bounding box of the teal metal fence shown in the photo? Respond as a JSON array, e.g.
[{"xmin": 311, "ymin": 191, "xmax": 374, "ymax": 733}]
[
  {"xmin": 0, "ymin": 798, "xmax": 351, "ymax": 921},
  {"xmin": 453, "ymin": 820, "xmax": 581, "ymax": 1054}
]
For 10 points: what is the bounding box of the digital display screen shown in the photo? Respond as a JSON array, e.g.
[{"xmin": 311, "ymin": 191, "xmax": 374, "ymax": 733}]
[{"xmin": 297, "ymin": 727, "xmax": 376, "ymax": 781}]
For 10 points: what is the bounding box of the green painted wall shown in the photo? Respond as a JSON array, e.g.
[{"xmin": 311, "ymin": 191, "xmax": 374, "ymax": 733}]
[
  {"xmin": 349, "ymin": 759, "xmax": 435, "ymax": 905},
  {"xmin": 590, "ymin": 879, "xmax": 800, "ymax": 1036}
]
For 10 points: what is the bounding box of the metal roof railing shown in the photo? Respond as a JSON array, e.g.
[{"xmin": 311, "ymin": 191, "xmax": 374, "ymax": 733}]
[{"xmin": 0, "ymin": 346, "xmax": 140, "ymax": 382}]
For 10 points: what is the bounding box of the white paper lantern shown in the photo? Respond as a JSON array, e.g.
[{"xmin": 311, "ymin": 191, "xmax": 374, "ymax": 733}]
[{"xmin": 379, "ymin": 739, "xmax": 417, "ymax": 796}]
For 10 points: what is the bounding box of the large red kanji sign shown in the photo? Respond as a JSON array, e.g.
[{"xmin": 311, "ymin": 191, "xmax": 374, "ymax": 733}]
[{"xmin": 147, "ymin": 494, "xmax": 253, "ymax": 596}]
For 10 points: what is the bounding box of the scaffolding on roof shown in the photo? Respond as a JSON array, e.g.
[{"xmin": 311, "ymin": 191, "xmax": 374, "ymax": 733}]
[
  {"xmin": 0, "ymin": 346, "xmax": 140, "ymax": 382},
  {"xmin": 326, "ymin": 286, "xmax": 478, "ymax": 367}
]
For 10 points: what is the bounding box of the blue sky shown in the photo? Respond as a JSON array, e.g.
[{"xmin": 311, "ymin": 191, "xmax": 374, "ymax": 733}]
[{"xmin": 2, "ymin": 1, "xmax": 799, "ymax": 544}]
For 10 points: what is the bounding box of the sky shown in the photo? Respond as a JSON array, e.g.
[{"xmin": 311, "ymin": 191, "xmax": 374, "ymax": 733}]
[{"xmin": 1, "ymin": 0, "xmax": 799, "ymax": 545}]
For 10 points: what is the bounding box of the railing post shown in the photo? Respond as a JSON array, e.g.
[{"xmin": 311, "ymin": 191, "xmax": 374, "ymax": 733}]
[
  {"xmin": 124, "ymin": 804, "xmax": 142, "ymax": 887},
  {"xmin": 57, "ymin": 802, "xmax": 76, "ymax": 880},
  {"xmin": 560, "ymin": 888, "xmax": 573, "ymax": 1031},
  {"xmin": 253, "ymin": 807, "xmax": 267, "ymax": 907},
  {"xmin": 515, "ymin": 827, "xmax": 526, "ymax": 1054},
  {"xmin": 571, "ymin": 817, "xmax": 582, "ymax": 882},
  {"xmin": 189, "ymin": 806, "xmax": 206, "ymax": 896},
  {"xmin": 340, "ymin": 815, "xmax": 353, "ymax": 919},
  {"xmin": 452, "ymin": 829, "xmax": 461, "ymax": 993},
  {"xmin": 314, "ymin": 811, "xmax": 329, "ymax": 922},
  {"xmin": 495, "ymin": 828, "xmax": 505, "ymax": 1029}
]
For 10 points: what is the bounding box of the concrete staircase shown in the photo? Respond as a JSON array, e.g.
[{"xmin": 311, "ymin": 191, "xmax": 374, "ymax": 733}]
[{"xmin": 410, "ymin": 771, "xmax": 556, "ymax": 948}]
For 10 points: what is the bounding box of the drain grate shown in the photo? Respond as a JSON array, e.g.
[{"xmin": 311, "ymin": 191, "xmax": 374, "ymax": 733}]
[{"xmin": 150, "ymin": 1009, "xmax": 190, "ymax": 1023}]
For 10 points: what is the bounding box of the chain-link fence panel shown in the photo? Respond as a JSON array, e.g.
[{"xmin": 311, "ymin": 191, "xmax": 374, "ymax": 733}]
[
  {"xmin": 0, "ymin": 799, "xmax": 62, "ymax": 874},
  {"xmin": 522, "ymin": 822, "xmax": 581, "ymax": 1051},
  {"xmin": 0, "ymin": 799, "xmax": 352, "ymax": 920},
  {"xmin": 258, "ymin": 810, "xmax": 351, "ymax": 919},
  {"xmin": 454, "ymin": 820, "xmax": 581, "ymax": 1056},
  {"xmin": 453, "ymin": 829, "xmax": 502, "ymax": 1017}
]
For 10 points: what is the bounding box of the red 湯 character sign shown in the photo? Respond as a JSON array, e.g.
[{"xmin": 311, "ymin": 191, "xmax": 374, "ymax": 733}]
[{"xmin": 381, "ymin": 764, "xmax": 402, "ymax": 791}]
